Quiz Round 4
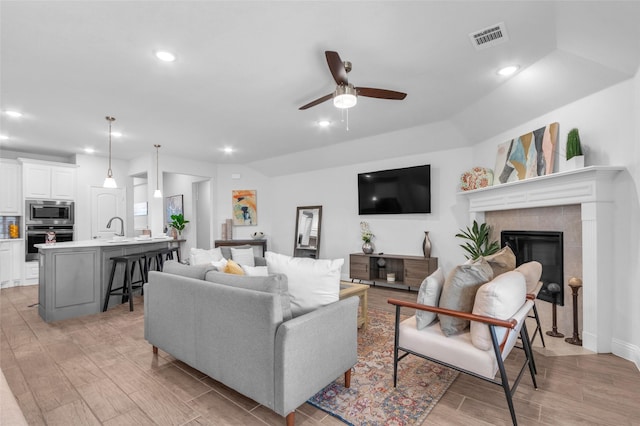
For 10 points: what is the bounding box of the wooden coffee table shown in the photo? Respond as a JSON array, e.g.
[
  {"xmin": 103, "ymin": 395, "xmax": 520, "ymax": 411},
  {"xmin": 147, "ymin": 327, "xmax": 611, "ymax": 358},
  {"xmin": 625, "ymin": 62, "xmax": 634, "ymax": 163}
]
[{"xmin": 340, "ymin": 281, "xmax": 370, "ymax": 329}]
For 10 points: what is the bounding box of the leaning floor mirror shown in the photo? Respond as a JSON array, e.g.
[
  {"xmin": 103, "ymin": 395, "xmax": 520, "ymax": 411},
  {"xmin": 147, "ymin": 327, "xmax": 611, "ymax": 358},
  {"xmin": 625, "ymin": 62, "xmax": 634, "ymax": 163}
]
[{"xmin": 293, "ymin": 205, "xmax": 322, "ymax": 258}]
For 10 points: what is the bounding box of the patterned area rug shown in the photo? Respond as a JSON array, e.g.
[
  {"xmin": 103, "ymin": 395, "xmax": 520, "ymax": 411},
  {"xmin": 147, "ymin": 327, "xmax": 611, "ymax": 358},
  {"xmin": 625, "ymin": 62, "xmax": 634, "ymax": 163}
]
[{"xmin": 308, "ymin": 309, "xmax": 459, "ymax": 425}]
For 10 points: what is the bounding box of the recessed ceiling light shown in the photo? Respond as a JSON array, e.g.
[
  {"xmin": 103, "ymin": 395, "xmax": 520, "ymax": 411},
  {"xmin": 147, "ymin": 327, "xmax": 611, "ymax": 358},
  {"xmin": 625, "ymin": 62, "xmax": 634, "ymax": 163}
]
[
  {"xmin": 84, "ymin": 147, "xmax": 95, "ymax": 154},
  {"xmin": 223, "ymin": 147, "xmax": 234, "ymax": 154},
  {"xmin": 4, "ymin": 110, "xmax": 22, "ymax": 118},
  {"xmin": 317, "ymin": 120, "xmax": 331, "ymax": 128},
  {"xmin": 111, "ymin": 131, "xmax": 122, "ymax": 138},
  {"xmin": 155, "ymin": 51, "xmax": 176, "ymax": 62},
  {"xmin": 498, "ymin": 65, "xmax": 519, "ymax": 76},
  {"xmin": 0, "ymin": 135, "xmax": 9, "ymax": 140}
]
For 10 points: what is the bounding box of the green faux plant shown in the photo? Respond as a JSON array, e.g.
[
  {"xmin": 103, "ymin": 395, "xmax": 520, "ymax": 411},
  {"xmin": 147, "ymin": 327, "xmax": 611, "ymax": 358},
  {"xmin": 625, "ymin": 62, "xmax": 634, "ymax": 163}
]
[
  {"xmin": 455, "ymin": 220, "xmax": 500, "ymax": 260},
  {"xmin": 566, "ymin": 128, "xmax": 583, "ymax": 160},
  {"xmin": 169, "ymin": 213, "xmax": 189, "ymax": 234}
]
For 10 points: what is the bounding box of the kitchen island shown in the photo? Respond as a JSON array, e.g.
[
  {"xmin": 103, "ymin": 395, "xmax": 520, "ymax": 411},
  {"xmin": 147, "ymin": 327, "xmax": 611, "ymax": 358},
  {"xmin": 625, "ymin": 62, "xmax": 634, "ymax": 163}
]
[{"xmin": 35, "ymin": 237, "xmax": 182, "ymax": 322}]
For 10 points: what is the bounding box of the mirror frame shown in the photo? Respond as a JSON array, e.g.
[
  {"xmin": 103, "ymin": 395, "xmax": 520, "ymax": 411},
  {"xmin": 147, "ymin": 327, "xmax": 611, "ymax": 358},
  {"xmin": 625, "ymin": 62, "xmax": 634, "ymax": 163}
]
[{"xmin": 293, "ymin": 205, "xmax": 322, "ymax": 258}]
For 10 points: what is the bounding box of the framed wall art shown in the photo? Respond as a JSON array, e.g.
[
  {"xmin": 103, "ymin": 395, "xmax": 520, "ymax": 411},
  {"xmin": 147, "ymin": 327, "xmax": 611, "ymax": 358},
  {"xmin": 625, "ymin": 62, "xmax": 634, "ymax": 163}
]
[
  {"xmin": 166, "ymin": 194, "xmax": 184, "ymax": 223},
  {"xmin": 232, "ymin": 190, "xmax": 257, "ymax": 226},
  {"xmin": 494, "ymin": 122, "xmax": 558, "ymax": 185}
]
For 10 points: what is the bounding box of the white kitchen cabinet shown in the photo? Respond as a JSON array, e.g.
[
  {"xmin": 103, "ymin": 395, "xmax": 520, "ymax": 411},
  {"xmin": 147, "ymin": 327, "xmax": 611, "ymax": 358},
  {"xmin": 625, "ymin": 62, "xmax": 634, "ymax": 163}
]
[
  {"xmin": 0, "ymin": 240, "xmax": 23, "ymax": 288},
  {"xmin": 0, "ymin": 159, "xmax": 22, "ymax": 214},
  {"xmin": 24, "ymin": 260, "xmax": 39, "ymax": 285},
  {"xmin": 21, "ymin": 160, "xmax": 77, "ymax": 200}
]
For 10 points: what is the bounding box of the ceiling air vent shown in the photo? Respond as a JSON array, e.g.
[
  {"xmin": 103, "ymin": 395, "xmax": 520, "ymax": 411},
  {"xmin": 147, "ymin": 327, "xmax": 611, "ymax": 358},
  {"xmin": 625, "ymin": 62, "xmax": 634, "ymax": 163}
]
[{"xmin": 469, "ymin": 22, "xmax": 509, "ymax": 50}]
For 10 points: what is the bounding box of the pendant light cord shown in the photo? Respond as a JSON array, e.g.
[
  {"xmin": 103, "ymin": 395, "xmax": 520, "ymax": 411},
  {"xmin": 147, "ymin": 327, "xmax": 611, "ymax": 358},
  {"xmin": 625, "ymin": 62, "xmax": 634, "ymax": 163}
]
[
  {"xmin": 106, "ymin": 116, "xmax": 115, "ymax": 178},
  {"xmin": 154, "ymin": 144, "xmax": 161, "ymax": 190}
]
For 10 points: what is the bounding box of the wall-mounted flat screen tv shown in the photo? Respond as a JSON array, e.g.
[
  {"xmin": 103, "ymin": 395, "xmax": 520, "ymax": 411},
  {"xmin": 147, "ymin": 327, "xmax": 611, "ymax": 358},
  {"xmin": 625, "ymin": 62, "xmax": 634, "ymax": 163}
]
[{"xmin": 358, "ymin": 165, "xmax": 431, "ymax": 214}]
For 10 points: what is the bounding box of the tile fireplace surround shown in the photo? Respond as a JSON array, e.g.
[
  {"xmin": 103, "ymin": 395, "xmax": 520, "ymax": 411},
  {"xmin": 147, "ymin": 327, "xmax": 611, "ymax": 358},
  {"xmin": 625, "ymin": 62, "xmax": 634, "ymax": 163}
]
[{"xmin": 458, "ymin": 166, "xmax": 623, "ymax": 353}]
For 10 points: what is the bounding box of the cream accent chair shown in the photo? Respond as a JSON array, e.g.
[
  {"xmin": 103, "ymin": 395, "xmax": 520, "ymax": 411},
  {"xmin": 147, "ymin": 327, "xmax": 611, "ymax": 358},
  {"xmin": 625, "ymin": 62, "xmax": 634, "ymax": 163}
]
[{"xmin": 388, "ymin": 270, "xmax": 538, "ymax": 426}]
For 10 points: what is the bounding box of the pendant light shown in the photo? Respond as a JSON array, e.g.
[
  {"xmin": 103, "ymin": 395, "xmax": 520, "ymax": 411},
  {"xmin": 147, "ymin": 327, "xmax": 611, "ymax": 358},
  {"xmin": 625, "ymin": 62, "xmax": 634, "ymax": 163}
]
[
  {"xmin": 103, "ymin": 116, "xmax": 117, "ymax": 188},
  {"xmin": 153, "ymin": 144, "xmax": 162, "ymax": 198}
]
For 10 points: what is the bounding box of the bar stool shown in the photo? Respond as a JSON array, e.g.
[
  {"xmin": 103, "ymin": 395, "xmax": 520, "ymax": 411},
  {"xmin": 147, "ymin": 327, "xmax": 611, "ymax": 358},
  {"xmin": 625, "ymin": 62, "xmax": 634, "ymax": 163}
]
[
  {"xmin": 103, "ymin": 253, "xmax": 148, "ymax": 312},
  {"xmin": 145, "ymin": 249, "xmax": 163, "ymax": 273},
  {"xmin": 156, "ymin": 246, "xmax": 181, "ymax": 270}
]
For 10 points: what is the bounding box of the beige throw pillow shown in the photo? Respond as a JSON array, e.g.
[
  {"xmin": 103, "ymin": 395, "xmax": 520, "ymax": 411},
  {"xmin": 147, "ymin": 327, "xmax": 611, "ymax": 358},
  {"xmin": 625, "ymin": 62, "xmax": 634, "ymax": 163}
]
[
  {"xmin": 515, "ymin": 261, "xmax": 543, "ymax": 294},
  {"xmin": 483, "ymin": 245, "xmax": 516, "ymax": 277},
  {"xmin": 416, "ymin": 268, "xmax": 445, "ymax": 329},
  {"xmin": 438, "ymin": 258, "xmax": 493, "ymax": 336},
  {"xmin": 471, "ymin": 271, "xmax": 526, "ymax": 350}
]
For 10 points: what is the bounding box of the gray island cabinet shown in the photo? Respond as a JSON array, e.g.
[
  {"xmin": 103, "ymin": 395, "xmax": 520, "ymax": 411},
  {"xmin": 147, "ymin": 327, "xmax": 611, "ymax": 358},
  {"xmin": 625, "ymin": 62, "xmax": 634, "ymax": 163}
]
[{"xmin": 36, "ymin": 238, "xmax": 181, "ymax": 322}]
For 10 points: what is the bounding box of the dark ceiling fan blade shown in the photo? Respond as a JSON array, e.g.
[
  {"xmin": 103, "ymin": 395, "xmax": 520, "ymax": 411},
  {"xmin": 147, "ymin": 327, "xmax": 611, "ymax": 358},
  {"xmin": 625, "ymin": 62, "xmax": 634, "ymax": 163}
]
[
  {"xmin": 325, "ymin": 51, "xmax": 348, "ymax": 85},
  {"xmin": 299, "ymin": 93, "xmax": 334, "ymax": 110},
  {"xmin": 357, "ymin": 87, "xmax": 407, "ymax": 100}
]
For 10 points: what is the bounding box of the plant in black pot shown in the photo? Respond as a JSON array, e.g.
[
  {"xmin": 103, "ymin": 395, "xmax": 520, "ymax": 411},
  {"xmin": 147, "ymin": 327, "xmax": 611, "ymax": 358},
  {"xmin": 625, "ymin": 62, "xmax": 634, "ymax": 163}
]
[
  {"xmin": 455, "ymin": 220, "xmax": 500, "ymax": 260},
  {"xmin": 169, "ymin": 214, "xmax": 189, "ymax": 239}
]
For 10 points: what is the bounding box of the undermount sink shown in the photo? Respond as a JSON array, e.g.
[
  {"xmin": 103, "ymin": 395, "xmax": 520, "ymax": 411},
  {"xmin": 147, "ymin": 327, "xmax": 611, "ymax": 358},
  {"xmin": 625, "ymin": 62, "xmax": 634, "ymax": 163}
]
[{"xmin": 111, "ymin": 236, "xmax": 127, "ymax": 242}]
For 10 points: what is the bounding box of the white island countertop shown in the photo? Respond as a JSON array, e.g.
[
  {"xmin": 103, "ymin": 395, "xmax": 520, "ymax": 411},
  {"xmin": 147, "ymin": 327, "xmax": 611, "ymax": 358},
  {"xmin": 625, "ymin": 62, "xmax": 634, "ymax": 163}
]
[{"xmin": 35, "ymin": 236, "xmax": 179, "ymax": 250}]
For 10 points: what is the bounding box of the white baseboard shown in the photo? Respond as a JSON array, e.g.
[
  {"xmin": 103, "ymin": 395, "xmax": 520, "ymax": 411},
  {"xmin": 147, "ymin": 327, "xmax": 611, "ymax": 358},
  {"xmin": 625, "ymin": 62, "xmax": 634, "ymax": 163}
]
[{"xmin": 611, "ymin": 338, "xmax": 640, "ymax": 371}]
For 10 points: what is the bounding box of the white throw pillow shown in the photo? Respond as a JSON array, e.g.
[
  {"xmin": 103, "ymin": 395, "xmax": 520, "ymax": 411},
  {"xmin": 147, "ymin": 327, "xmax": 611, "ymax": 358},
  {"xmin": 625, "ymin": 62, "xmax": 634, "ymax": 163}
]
[
  {"xmin": 211, "ymin": 258, "xmax": 228, "ymax": 271},
  {"xmin": 265, "ymin": 251, "xmax": 342, "ymax": 317},
  {"xmin": 231, "ymin": 247, "xmax": 255, "ymax": 267},
  {"xmin": 415, "ymin": 268, "xmax": 445, "ymax": 329},
  {"xmin": 190, "ymin": 247, "xmax": 223, "ymax": 266},
  {"xmin": 470, "ymin": 271, "xmax": 526, "ymax": 351},
  {"xmin": 241, "ymin": 265, "xmax": 269, "ymax": 276}
]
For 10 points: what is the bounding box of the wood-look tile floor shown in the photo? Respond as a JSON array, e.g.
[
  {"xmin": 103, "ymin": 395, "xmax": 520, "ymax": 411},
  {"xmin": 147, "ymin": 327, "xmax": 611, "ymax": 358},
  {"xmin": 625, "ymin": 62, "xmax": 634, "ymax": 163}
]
[{"xmin": 2, "ymin": 284, "xmax": 639, "ymax": 425}]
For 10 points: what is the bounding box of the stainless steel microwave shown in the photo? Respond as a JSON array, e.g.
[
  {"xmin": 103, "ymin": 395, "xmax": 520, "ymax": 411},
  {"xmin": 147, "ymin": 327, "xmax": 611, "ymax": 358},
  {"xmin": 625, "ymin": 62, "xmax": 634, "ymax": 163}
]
[{"xmin": 26, "ymin": 200, "xmax": 75, "ymax": 225}]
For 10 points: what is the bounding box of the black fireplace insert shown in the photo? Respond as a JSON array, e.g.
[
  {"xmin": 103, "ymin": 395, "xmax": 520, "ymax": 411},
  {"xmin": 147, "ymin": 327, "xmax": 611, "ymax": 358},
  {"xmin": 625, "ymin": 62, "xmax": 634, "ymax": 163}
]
[{"xmin": 501, "ymin": 230, "xmax": 564, "ymax": 305}]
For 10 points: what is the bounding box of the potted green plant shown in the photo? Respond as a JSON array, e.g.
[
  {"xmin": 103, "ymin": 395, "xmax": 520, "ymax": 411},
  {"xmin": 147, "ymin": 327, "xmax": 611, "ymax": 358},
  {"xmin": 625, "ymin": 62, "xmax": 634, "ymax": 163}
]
[
  {"xmin": 169, "ymin": 213, "xmax": 189, "ymax": 238},
  {"xmin": 565, "ymin": 128, "xmax": 584, "ymax": 169},
  {"xmin": 455, "ymin": 220, "xmax": 500, "ymax": 260}
]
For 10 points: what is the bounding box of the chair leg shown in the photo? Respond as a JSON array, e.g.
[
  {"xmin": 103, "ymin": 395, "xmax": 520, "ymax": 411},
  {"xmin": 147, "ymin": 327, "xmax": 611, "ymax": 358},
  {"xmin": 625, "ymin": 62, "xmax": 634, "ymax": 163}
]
[
  {"xmin": 103, "ymin": 260, "xmax": 118, "ymax": 312},
  {"xmin": 344, "ymin": 369, "xmax": 351, "ymax": 388},
  {"xmin": 520, "ymin": 324, "xmax": 538, "ymax": 388},
  {"xmin": 393, "ymin": 305, "xmax": 401, "ymax": 387},
  {"xmin": 125, "ymin": 261, "xmax": 134, "ymax": 312},
  {"xmin": 490, "ymin": 325, "xmax": 518, "ymax": 426},
  {"xmin": 531, "ymin": 303, "xmax": 546, "ymax": 348}
]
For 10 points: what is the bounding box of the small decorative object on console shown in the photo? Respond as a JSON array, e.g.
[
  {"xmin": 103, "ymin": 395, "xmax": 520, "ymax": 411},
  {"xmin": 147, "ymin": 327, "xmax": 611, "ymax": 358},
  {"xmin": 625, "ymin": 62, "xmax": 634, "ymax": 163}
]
[
  {"xmin": 360, "ymin": 221, "xmax": 375, "ymax": 254},
  {"xmin": 251, "ymin": 231, "xmax": 265, "ymax": 239},
  {"xmin": 459, "ymin": 167, "xmax": 493, "ymax": 191}
]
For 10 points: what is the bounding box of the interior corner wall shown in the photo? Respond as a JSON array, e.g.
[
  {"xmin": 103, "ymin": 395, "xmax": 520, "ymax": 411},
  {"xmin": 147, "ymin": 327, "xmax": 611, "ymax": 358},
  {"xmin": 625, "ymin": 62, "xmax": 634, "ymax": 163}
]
[
  {"xmin": 470, "ymin": 77, "xmax": 640, "ymax": 366},
  {"xmin": 214, "ymin": 165, "xmax": 273, "ymax": 243},
  {"xmin": 267, "ymin": 146, "xmax": 473, "ymax": 274}
]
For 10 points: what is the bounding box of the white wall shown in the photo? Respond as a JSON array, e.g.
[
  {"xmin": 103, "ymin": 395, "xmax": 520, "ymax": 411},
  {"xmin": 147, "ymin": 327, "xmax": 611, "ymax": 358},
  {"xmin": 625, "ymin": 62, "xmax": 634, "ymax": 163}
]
[
  {"xmin": 469, "ymin": 78, "xmax": 640, "ymax": 367},
  {"xmin": 75, "ymin": 154, "xmax": 132, "ymax": 240},
  {"xmin": 214, "ymin": 164, "xmax": 273, "ymax": 242}
]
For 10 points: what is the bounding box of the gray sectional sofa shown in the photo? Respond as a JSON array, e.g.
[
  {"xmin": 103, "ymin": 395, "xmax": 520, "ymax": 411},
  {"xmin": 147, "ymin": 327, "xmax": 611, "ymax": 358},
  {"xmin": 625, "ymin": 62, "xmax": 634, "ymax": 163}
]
[{"xmin": 143, "ymin": 261, "xmax": 359, "ymax": 425}]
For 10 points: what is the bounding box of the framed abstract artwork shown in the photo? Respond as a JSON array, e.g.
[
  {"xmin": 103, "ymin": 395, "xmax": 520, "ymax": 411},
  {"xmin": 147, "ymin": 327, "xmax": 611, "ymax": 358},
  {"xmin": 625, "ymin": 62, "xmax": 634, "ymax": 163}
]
[
  {"xmin": 166, "ymin": 194, "xmax": 183, "ymax": 223},
  {"xmin": 232, "ymin": 190, "xmax": 257, "ymax": 226},
  {"xmin": 494, "ymin": 122, "xmax": 558, "ymax": 185}
]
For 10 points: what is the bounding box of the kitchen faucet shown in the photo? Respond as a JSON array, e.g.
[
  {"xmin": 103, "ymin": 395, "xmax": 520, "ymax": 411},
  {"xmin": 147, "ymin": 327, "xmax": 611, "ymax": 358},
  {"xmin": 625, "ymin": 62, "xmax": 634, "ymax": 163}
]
[{"xmin": 106, "ymin": 216, "xmax": 125, "ymax": 237}]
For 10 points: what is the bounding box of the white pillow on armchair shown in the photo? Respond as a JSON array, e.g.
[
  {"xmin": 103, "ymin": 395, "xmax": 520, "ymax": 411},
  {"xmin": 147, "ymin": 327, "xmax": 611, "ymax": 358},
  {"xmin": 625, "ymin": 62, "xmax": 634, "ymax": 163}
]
[{"xmin": 265, "ymin": 251, "xmax": 342, "ymax": 317}]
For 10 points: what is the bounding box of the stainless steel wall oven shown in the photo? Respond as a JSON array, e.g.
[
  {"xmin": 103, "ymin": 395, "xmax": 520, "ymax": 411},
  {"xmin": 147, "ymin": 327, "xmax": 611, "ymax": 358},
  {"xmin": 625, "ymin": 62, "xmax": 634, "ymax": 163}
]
[{"xmin": 25, "ymin": 200, "xmax": 75, "ymax": 261}]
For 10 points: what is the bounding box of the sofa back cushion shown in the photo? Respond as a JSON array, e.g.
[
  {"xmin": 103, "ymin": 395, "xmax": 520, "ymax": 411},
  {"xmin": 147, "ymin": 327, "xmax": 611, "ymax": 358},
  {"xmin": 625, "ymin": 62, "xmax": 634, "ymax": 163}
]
[
  {"xmin": 265, "ymin": 251, "xmax": 342, "ymax": 317},
  {"xmin": 163, "ymin": 260, "xmax": 216, "ymax": 280},
  {"xmin": 204, "ymin": 270, "xmax": 292, "ymax": 321},
  {"xmin": 438, "ymin": 258, "xmax": 493, "ymax": 336},
  {"xmin": 190, "ymin": 247, "xmax": 224, "ymax": 266},
  {"xmin": 220, "ymin": 244, "xmax": 252, "ymax": 260},
  {"xmin": 482, "ymin": 245, "xmax": 516, "ymax": 277},
  {"xmin": 471, "ymin": 271, "xmax": 526, "ymax": 350}
]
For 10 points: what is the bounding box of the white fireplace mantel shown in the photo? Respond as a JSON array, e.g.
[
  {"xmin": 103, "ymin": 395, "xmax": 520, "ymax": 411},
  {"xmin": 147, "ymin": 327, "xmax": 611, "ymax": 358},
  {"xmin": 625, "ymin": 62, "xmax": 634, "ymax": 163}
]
[{"xmin": 458, "ymin": 166, "xmax": 625, "ymax": 353}]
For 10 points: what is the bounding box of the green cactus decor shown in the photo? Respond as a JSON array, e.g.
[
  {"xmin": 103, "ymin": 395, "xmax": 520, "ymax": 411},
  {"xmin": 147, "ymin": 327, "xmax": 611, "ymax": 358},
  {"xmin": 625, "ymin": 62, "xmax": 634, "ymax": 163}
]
[{"xmin": 566, "ymin": 128, "xmax": 583, "ymax": 160}]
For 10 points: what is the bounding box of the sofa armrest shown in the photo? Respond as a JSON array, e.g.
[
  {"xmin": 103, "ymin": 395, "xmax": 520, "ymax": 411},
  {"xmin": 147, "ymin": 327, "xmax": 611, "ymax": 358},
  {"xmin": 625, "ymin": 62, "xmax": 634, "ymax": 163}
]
[{"xmin": 274, "ymin": 296, "xmax": 359, "ymax": 416}]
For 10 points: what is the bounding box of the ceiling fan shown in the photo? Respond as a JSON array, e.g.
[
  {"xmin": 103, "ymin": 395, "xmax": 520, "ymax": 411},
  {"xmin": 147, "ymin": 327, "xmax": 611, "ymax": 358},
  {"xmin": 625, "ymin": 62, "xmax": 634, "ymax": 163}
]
[{"xmin": 299, "ymin": 50, "xmax": 407, "ymax": 110}]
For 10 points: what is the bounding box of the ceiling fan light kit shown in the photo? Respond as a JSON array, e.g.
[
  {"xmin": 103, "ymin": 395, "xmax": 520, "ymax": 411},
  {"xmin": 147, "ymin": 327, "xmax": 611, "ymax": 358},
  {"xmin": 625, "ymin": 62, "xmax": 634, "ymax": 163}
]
[{"xmin": 333, "ymin": 85, "xmax": 358, "ymax": 109}]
